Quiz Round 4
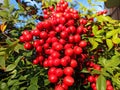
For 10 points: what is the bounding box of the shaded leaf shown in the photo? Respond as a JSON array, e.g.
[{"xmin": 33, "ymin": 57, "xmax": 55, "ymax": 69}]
[
  {"xmin": 6, "ymin": 56, "xmax": 21, "ymax": 71},
  {"xmin": 0, "ymin": 82, "xmax": 8, "ymax": 90},
  {"xmin": 44, "ymin": 79, "xmax": 50, "ymax": 86},
  {"xmin": 27, "ymin": 85, "xmax": 38, "ymax": 90},
  {"xmin": 0, "ymin": 55, "xmax": 5, "ymax": 69}
]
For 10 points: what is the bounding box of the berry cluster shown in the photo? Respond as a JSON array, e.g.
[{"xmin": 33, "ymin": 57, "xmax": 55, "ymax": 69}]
[
  {"xmin": 19, "ymin": 0, "xmax": 113, "ymax": 90},
  {"xmin": 19, "ymin": 0, "xmax": 89, "ymax": 89}
]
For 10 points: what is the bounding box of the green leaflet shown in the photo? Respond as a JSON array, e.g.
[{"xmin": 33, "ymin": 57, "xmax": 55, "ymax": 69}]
[{"xmin": 96, "ymin": 75, "xmax": 106, "ymax": 90}]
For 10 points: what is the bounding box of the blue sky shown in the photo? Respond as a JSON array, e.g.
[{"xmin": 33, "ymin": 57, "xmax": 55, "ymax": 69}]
[{"xmin": 10, "ymin": 0, "xmax": 104, "ymax": 11}]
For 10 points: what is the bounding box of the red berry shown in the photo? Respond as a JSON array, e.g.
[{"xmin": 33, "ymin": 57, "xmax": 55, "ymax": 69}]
[
  {"xmin": 74, "ymin": 34, "xmax": 81, "ymax": 42},
  {"xmin": 63, "ymin": 67, "xmax": 74, "ymax": 76},
  {"xmin": 65, "ymin": 48, "xmax": 73, "ymax": 56},
  {"xmin": 79, "ymin": 40, "xmax": 87, "ymax": 48},
  {"xmin": 48, "ymin": 67, "xmax": 57, "ymax": 75},
  {"xmin": 73, "ymin": 46, "xmax": 82, "ymax": 55},
  {"xmin": 55, "ymin": 85, "xmax": 64, "ymax": 90},
  {"xmin": 19, "ymin": 35, "xmax": 25, "ymax": 42},
  {"xmin": 87, "ymin": 76, "xmax": 94, "ymax": 83},
  {"xmin": 70, "ymin": 59, "xmax": 78, "ymax": 68},
  {"xmin": 24, "ymin": 42, "xmax": 33, "ymax": 50},
  {"xmin": 63, "ymin": 76, "xmax": 74, "ymax": 86},
  {"xmin": 53, "ymin": 58, "xmax": 61, "ymax": 66},
  {"xmin": 55, "ymin": 68, "xmax": 63, "ymax": 77},
  {"xmin": 48, "ymin": 74, "xmax": 58, "ymax": 83}
]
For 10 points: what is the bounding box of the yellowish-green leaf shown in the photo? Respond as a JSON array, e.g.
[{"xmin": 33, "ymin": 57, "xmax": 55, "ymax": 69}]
[
  {"xmin": 106, "ymin": 39, "xmax": 113, "ymax": 51},
  {"xmin": 92, "ymin": 25, "xmax": 98, "ymax": 36},
  {"xmin": 0, "ymin": 10, "xmax": 8, "ymax": 18},
  {"xmin": 106, "ymin": 30, "xmax": 118, "ymax": 38},
  {"xmin": 4, "ymin": 0, "xmax": 9, "ymax": 8},
  {"xmin": 89, "ymin": 38, "xmax": 99, "ymax": 50},
  {"xmin": 95, "ymin": 38, "xmax": 103, "ymax": 43},
  {"xmin": 112, "ymin": 34, "xmax": 120, "ymax": 44}
]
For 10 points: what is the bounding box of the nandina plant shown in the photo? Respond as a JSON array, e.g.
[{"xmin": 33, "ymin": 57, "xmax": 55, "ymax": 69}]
[{"xmin": 0, "ymin": 0, "xmax": 120, "ymax": 90}]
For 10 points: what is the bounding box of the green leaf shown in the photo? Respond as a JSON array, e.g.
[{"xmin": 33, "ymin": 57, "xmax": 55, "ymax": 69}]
[
  {"xmin": 96, "ymin": 75, "xmax": 106, "ymax": 90},
  {"xmin": 10, "ymin": 69, "xmax": 17, "ymax": 79},
  {"xmin": 96, "ymin": 15, "xmax": 116, "ymax": 23},
  {"xmin": 6, "ymin": 56, "xmax": 21, "ymax": 71},
  {"xmin": 5, "ymin": 64, "xmax": 16, "ymax": 72},
  {"xmin": 91, "ymin": 69, "xmax": 101, "ymax": 74},
  {"xmin": 89, "ymin": 38, "xmax": 99, "ymax": 50},
  {"xmin": 9, "ymin": 5, "xmax": 14, "ymax": 13},
  {"xmin": 0, "ymin": 51, "xmax": 6, "ymax": 56},
  {"xmin": 4, "ymin": 0, "xmax": 9, "ymax": 8},
  {"xmin": 112, "ymin": 34, "xmax": 120, "ymax": 44},
  {"xmin": 30, "ymin": 77, "xmax": 38, "ymax": 85},
  {"xmin": 95, "ymin": 38, "xmax": 103, "ymax": 43},
  {"xmin": 0, "ymin": 55, "xmax": 5, "ymax": 69},
  {"xmin": 112, "ymin": 73, "xmax": 120, "ymax": 86},
  {"xmin": 96, "ymin": 29, "xmax": 104, "ymax": 35},
  {"xmin": 44, "ymin": 79, "xmax": 50, "ymax": 86},
  {"xmin": 14, "ymin": 44, "xmax": 24, "ymax": 53},
  {"xmin": 106, "ymin": 39, "xmax": 113, "ymax": 51},
  {"xmin": 20, "ymin": 87, "xmax": 27, "ymax": 90},
  {"xmin": 106, "ymin": 68, "xmax": 114, "ymax": 75},
  {"xmin": 27, "ymin": 77, "xmax": 38, "ymax": 90},
  {"xmin": 105, "ymin": 58, "xmax": 120, "ymax": 68},
  {"xmin": 27, "ymin": 85, "xmax": 38, "ymax": 90},
  {"xmin": 106, "ymin": 30, "xmax": 118, "ymax": 38},
  {"xmin": 7, "ymin": 80, "xmax": 18, "ymax": 87},
  {"xmin": 0, "ymin": 82, "xmax": 8, "ymax": 90},
  {"xmin": 92, "ymin": 25, "xmax": 98, "ymax": 36},
  {"xmin": 98, "ymin": 57, "xmax": 107, "ymax": 67},
  {"xmin": 0, "ymin": 10, "xmax": 8, "ymax": 18},
  {"xmin": 102, "ymin": 69, "xmax": 111, "ymax": 77}
]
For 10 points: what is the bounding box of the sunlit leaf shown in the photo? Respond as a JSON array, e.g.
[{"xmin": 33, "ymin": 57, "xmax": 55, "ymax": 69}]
[
  {"xmin": 4, "ymin": 0, "xmax": 9, "ymax": 8},
  {"xmin": 89, "ymin": 38, "xmax": 99, "ymax": 50},
  {"xmin": 106, "ymin": 30, "xmax": 118, "ymax": 38},
  {"xmin": 112, "ymin": 34, "xmax": 120, "ymax": 44},
  {"xmin": 0, "ymin": 10, "xmax": 8, "ymax": 18},
  {"xmin": 106, "ymin": 39, "xmax": 113, "ymax": 51}
]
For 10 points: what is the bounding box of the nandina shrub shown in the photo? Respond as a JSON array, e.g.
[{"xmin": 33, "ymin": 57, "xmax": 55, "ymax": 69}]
[{"xmin": 0, "ymin": 0, "xmax": 120, "ymax": 90}]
